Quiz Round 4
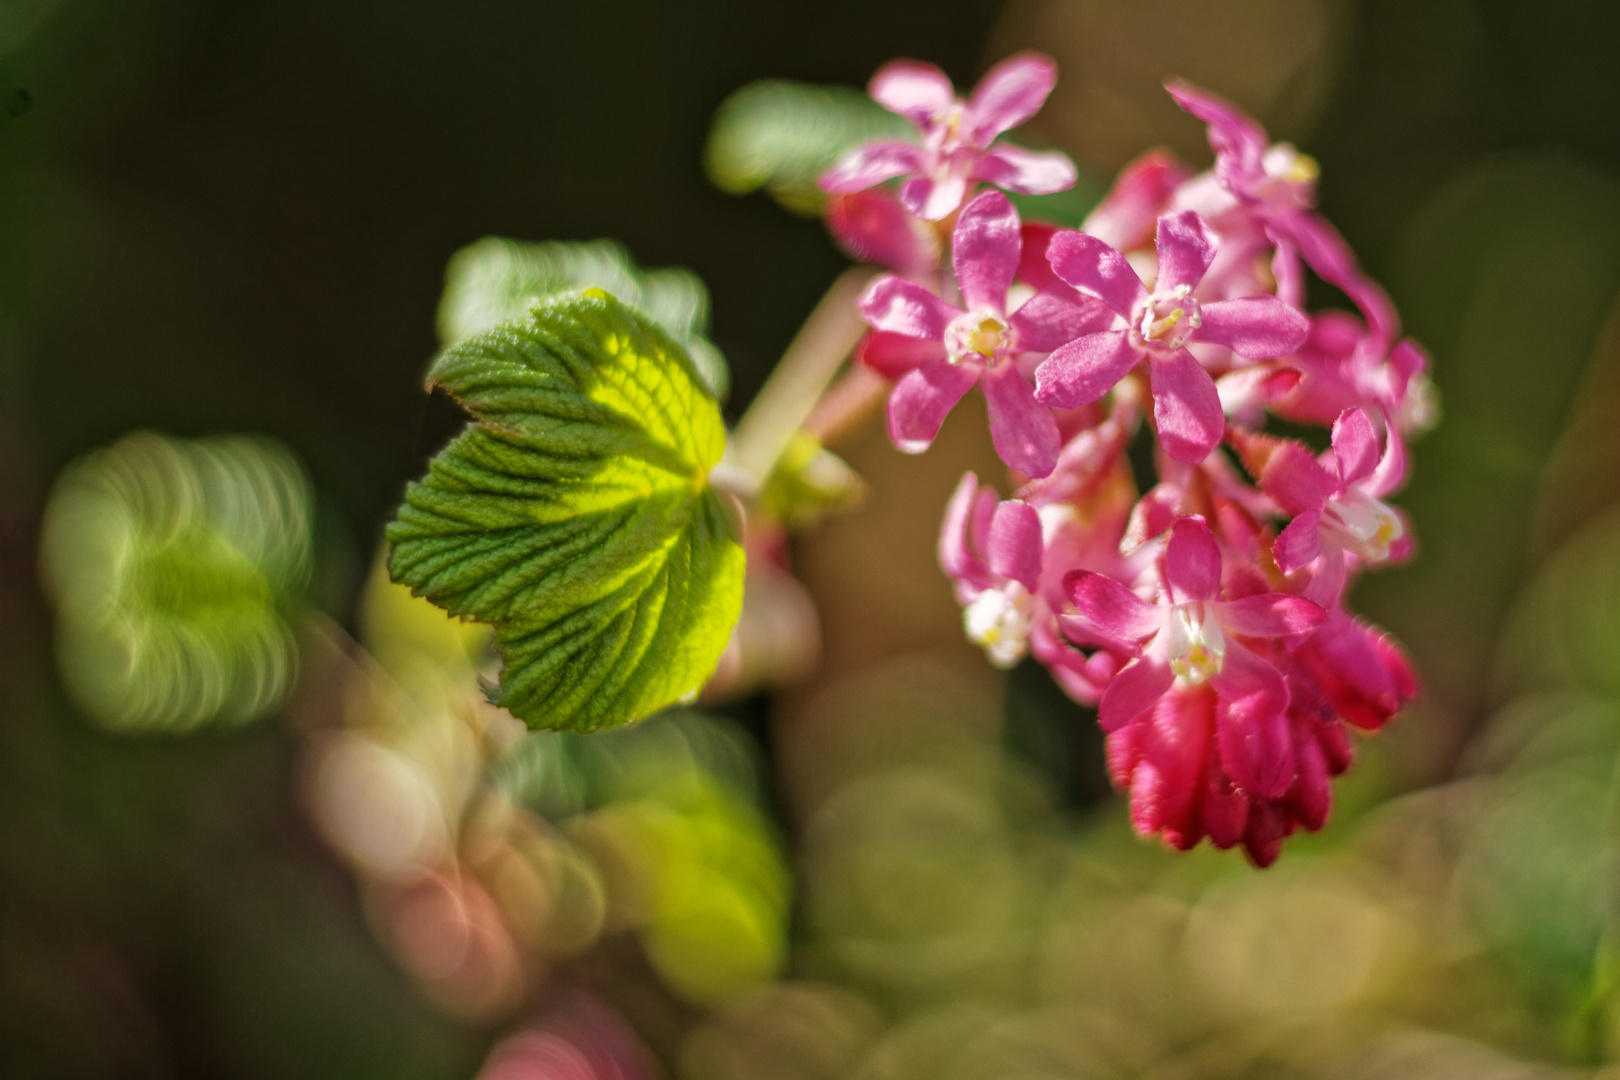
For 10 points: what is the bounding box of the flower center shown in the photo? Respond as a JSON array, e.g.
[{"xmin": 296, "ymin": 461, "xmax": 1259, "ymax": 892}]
[
  {"xmin": 1164, "ymin": 603, "xmax": 1225, "ymax": 684},
  {"xmin": 1321, "ymin": 489, "xmax": 1403, "ymax": 563},
  {"xmin": 964, "ymin": 582, "xmax": 1034, "ymax": 669},
  {"xmin": 1133, "ymin": 284, "xmax": 1201, "ymax": 351},
  {"xmin": 945, "ymin": 308, "xmax": 1009, "ymax": 364},
  {"xmin": 1258, "ymin": 144, "xmax": 1319, "ymax": 208}
]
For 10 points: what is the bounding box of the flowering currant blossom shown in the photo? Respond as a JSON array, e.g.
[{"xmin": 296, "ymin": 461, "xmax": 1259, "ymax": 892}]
[
  {"xmin": 1033, "ymin": 210, "xmax": 1309, "ymax": 462},
  {"xmin": 857, "ymin": 189, "xmax": 1110, "ymax": 478},
  {"xmin": 820, "ymin": 53, "xmax": 1078, "ymax": 221},
  {"xmin": 1245, "ymin": 407, "xmax": 1411, "ymax": 606},
  {"xmin": 809, "ymin": 63, "xmax": 1430, "ymax": 864}
]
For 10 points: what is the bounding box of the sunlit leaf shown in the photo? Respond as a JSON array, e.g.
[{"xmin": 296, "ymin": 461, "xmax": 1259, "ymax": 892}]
[
  {"xmin": 388, "ymin": 289, "xmax": 745, "ymax": 733},
  {"xmin": 437, "ymin": 236, "xmax": 730, "ymax": 401},
  {"xmin": 39, "ymin": 431, "xmax": 312, "ymax": 732},
  {"xmin": 705, "ymin": 79, "xmax": 913, "ymax": 216}
]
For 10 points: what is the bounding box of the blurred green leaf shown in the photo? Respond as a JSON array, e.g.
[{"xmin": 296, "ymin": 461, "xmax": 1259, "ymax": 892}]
[
  {"xmin": 705, "ymin": 79, "xmax": 913, "ymax": 216},
  {"xmin": 387, "ymin": 289, "xmax": 745, "ymax": 733},
  {"xmin": 437, "ymin": 236, "xmax": 730, "ymax": 402},
  {"xmin": 40, "ymin": 432, "xmax": 312, "ymax": 732},
  {"xmin": 758, "ymin": 431, "xmax": 864, "ymax": 527}
]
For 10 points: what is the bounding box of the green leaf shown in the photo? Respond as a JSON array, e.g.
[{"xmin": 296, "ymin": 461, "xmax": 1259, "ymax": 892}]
[
  {"xmin": 388, "ymin": 289, "xmax": 746, "ymax": 733},
  {"xmin": 704, "ymin": 79, "xmax": 913, "ymax": 216},
  {"xmin": 437, "ymin": 236, "xmax": 730, "ymax": 401}
]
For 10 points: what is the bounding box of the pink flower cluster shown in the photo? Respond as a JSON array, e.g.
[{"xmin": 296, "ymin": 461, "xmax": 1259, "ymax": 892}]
[{"xmin": 825, "ymin": 55, "xmax": 1428, "ymax": 865}]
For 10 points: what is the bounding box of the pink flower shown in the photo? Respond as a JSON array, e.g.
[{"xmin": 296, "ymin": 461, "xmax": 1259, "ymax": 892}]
[
  {"xmin": 940, "ymin": 472, "xmax": 1045, "ymax": 668},
  {"xmin": 824, "ymin": 189, "xmax": 940, "ymax": 274},
  {"xmin": 858, "ymin": 189, "xmax": 1111, "ymax": 478},
  {"xmin": 1253, "ymin": 407, "xmax": 1411, "ymax": 605},
  {"xmin": 1273, "ymin": 312, "xmax": 1437, "ymax": 437},
  {"xmin": 1063, "ymin": 516, "xmax": 1326, "ymax": 799},
  {"xmin": 1166, "ymin": 81, "xmax": 1399, "ymax": 352},
  {"xmin": 1033, "ymin": 211, "xmax": 1309, "ymax": 462},
  {"xmin": 820, "ymin": 53, "xmax": 1078, "ymax": 221}
]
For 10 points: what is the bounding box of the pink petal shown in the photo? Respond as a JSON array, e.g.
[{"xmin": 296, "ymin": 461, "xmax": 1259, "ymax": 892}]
[
  {"xmin": 1212, "ymin": 644, "xmax": 1294, "ymax": 799},
  {"xmin": 987, "ymin": 500, "xmax": 1042, "ymax": 590},
  {"xmin": 1123, "ymin": 482, "xmax": 1183, "ymax": 551},
  {"xmin": 1193, "ymin": 297, "xmax": 1309, "ymax": 359},
  {"xmin": 819, "ymin": 141, "xmax": 926, "ymax": 193},
  {"xmin": 1165, "ymin": 515, "xmax": 1221, "ymax": 604},
  {"xmin": 1017, "ymin": 223, "xmax": 1060, "ymax": 289},
  {"xmin": 858, "ymin": 276, "xmax": 960, "ymax": 339},
  {"xmin": 825, "ymin": 190, "xmax": 939, "ymax": 274},
  {"xmin": 1046, "ymin": 230, "xmax": 1148, "ymax": 318},
  {"xmin": 1260, "ymin": 441, "xmax": 1337, "ymax": 516},
  {"xmin": 1164, "ymin": 80, "xmax": 1269, "ymax": 189},
  {"xmin": 1082, "ymin": 149, "xmax": 1189, "ymax": 252},
  {"xmin": 1154, "ymin": 210, "xmax": 1217, "ymax": 294},
  {"xmin": 856, "ymin": 330, "xmax": 947, "ymax": 379},
  {"xmin": 1272, "ymin": 511, "xmax": 1322, "ymax": 574},
  {"xmin": 1066, "ymin": 569, "xmax": 1161, "ymax": 647},
  {"xmin": 869, "ymin": 60, "xmax": 955, "ymax": 127},
  {"xmin": 1302, "ymin": 547, "xmax": 1348, "ymax": 608},
  {"xmin": 1149, "ymin": 348, "xmax": 1224, "ymax": 463},
  {"xmin": 1274, "ymin": 212, "xmax": 1398, "ymax": 349},
  {"xmin": 939, "ymin": 472, "xmax": 990, "ymax": 584},
  {"xmin": 1009, "ymin": 285, "xmax": 1115, "ymax": 352},
  {"xmin": 1099, "ymin": 656, "xmax": 1174, "ymax": 732},
  {"xmin": 1217, "ymin": 592, "xmax": 1326, "ymax": 638},
  {"xmin": 901, "ymin": 173, "xmax": 969, "ymax": 221},
  {"xmin": 1033, "ymin": 330, "xmax": 1139, "ymax": 409},
  {"xmin": 1331, "ymin": 407, "xmax": 1380, "ymax": 487},
  {"xmin": 972, "ymin": 144, "xmax": 1077, "ymax": 195},
  {"xmin": 888, "ymin": 358, "xmax": 981, "ymax": 452},
  {"xmin": 1215, "ymin": 365, "xmax": 1302, "ymax": 413},
  {"xmin": 1295, "ymin": 612, "xmax": 1412, "ymax": 731},
  {"xmin": 964, "ymin": 51, "xmax": 1056, "ymax": 142},
  {"xmin": 1368, "ymin": 424, "xmax": 1408, "ymax": 498},
  {"xmin": 953, "ymin": 189, "xmax": 1021, "ymax": 312},
  {"xmin": 1243, "ymin": 802, "xmax": 1289, "ymax": 868},
  {"xmin": 983, "ymin": 361, "xmax": 1060, "ymax": 478}
]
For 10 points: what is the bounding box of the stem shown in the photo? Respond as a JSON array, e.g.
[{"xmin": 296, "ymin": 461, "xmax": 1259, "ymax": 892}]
[{"xmin": 724, "ymin": 267, "xmax": 875, "ymax": 491}]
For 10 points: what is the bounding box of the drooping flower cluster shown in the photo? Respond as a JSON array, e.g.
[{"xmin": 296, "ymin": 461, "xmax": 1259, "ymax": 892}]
[{"xmin": 826, "ymin": 56, "xmax": 1428, "ymax": 865}]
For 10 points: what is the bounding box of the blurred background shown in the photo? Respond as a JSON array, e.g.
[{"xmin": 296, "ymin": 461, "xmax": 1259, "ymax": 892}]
[{"xmin": 7, "ymin": 0, "xmax": 1620, "ymax": 1077}]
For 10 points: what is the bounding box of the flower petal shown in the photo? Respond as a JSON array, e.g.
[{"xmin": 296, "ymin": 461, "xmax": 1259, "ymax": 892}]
[
  {"xmin": 858, "ymin": 276, "xmax": 959, "ymax": 339},
  {"xmin": 820, "ymin": 141, "xmax": 926, "ymax": 193},
  {"xmin": 988, "ymin": 500, "xmax": 1042, "ymax": 590},
  {"xmin": 1212, "ymin": 644, "xmax": 1294, "ymax": 799},
  {"xmin": 1066, "ymin": 569, "xmax": 1161, "ymax": 645},
  {"xmin": 1046, "ymin": 230, "xmax": 1148, "ymax": 317},
  {"xmin": 825, "ymin": 190, "xmax": 939, "ymax": 273},
  {"xmin": 1287, "ymin": 715, "xmax": 1332, "ymax": 831},
  {"xmin": 1272, "ymin": 211, "xmax": 1398, "ymax": 350},
  {"xmin": 965, "ymin": 51, "xmax": 1056, "ymax": 142},
  {"xmin": 953, "ymin": 189, "xmax": 1021, "ymax": 312},
  {"xmin": 972, "ymin": 144, "xmax": 1077, "ymax": 195},
  {"xmin": 1217, "ymin": 592, "xmax": 1326, "ymax": 638},
  {"xmin": 1165, "ymin": 515, "xmax": 1221, "ymax": 604},
  {"xmin": 1154, "ymin": 210, "xmax": 1217, "ymax": 294},
  {"xmin": 1193, "ymin": 296, "xmax": 1310, "ymax": 359},
  {"xmin": 1260, "ymin": 440, "xmax": 1337, "ymax": 516},
  {"xmin": 1034, "ymin": 330, "xmax": 1139, "ymax": 409},
  {"xmin": 869, "ymin": 60, "xmax": 955, "ymax": 126},
  {"xmin": 1272, "ymin": 511, "xmax": 1322, "ymax": 574},
  {"xmin": 901, "ymin": 172, "xmax": 969, "ymax": 221},
  {"xmin": 1017, "ymin": 222, "xmax": 1060, "ymax": 290},
  {"xmin": 983, "ymin": 361, "xmax": 1060, "ymax": 478},
  {"xmin": 1099, "ymin": 656, "xmax": 1174, "ymax": 732},
  {"xmin": 939, "ymin": 472, "xmax": 990, "ymax": 584},
  {"xmin": 1164, "ymin": 80, "xmax": 1269, "ymax": 190},
  {"xmin": 1331, "ymin": 407, "xmax": 1380, "ymax": 487},
  {"xmin": 1009, "ymin": 285, "xmax": 1116, "ymax": 352},
  {"xmin": 888, "ymin": 358, "xmax": 981, "ymax": 452},
  {"xmin": 856, "ymin": 330, "xmax": 947, "ymax": 379},
  {"xmin": 1139, "ymin": 685, "xmax": 1216, "ymax": 844},
  {"xmin": 1149, "ymin": 348, "xmax": 1224, "ymax": 463}
]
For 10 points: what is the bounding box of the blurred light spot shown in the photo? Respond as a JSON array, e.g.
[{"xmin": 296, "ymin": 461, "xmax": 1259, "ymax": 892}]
[{"xmin": 40, "ymin": 431, "xmax": 312, "ymax": 732}]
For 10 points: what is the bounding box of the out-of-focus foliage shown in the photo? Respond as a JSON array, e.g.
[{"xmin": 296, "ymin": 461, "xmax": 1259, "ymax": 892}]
[
  {"xmin": 758, "ymin": 432, "xmax": 865, "ymax": 528},
  {"xmin": 704, "ymin": 80, "xmax": 913, "ymax": 216},
  {"xmin": 387, "ymin": 289, "xmax": 746, "ymax": 733},
  {"xmin": 437, "ymin": 237, "xmax": 731, "ymax": 402},
  {"xmin": 306, "ymin": 557, "xmax": 789, "ymax": 1020},
  {"xmin": 39, "ymin": 431, "xmax": 312, "ymax": 732}
]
